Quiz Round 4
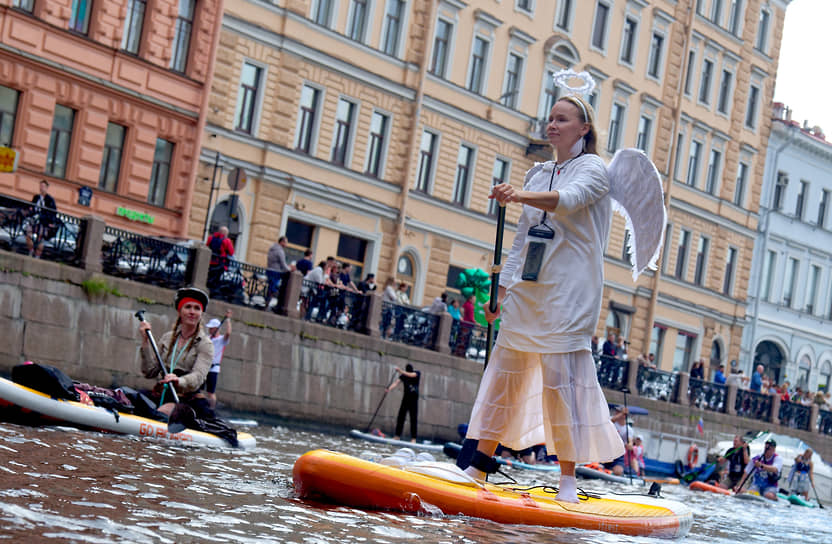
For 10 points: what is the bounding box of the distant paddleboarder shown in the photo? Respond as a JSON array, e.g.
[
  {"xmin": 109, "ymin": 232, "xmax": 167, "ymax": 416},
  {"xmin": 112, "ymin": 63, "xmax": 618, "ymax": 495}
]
[{"xmin": 386, "ymin": 364, "xmax": 420, "ymax": 442}]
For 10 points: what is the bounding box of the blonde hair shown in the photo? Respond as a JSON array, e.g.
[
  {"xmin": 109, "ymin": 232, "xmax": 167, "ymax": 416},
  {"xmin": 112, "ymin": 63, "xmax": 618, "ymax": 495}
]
[{"xmin": 558, "ymin": 95, "xmax": 599, "ymax": 155}]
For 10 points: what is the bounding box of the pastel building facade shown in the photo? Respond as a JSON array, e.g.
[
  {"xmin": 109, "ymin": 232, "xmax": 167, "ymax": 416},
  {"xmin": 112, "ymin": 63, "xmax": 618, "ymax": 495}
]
[
  {"xmin": 0, "ymin": 0, "xmax": 223, "ymax": 236},
  {"xmin": 741, "ymin": 104, "xmax": 832, "ymax": 391},
  {"xmin": 196, "ymin": 0, "xmax": 789, "ymax": 372}
]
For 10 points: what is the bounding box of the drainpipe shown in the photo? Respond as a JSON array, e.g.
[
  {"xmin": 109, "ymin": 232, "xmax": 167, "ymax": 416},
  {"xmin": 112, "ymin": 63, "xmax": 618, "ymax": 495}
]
[
  {"xmin": 642, "ymin": 1, "xmax": 695, "ymax": 356},
  {"xmin": 388, "ymin": 0, "xmax": 438, "ymax": 278},
  {"xmin": 182, "ymin": 0, "xmax": 226, "ymax": 238},
  {"xmin": 746, "ymin": 123, "xmax": 797, "ymax": 374}
]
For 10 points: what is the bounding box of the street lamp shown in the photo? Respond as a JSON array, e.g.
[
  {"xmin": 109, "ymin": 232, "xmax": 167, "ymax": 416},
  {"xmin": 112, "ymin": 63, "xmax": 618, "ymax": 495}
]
[{"xmin": 202, "ymin": 146, "xmax": 222, "ymax": 241}]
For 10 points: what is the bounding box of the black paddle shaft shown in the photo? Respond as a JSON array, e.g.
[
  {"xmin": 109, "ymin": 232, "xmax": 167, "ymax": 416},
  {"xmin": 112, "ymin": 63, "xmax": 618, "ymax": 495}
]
[
  {"xmin": 134, "ymin": 310, "xmax": 180, "ymax": 404},
  {"xmin": 485, "ymin": 205, "xmax": 506, "ymax": 370}
]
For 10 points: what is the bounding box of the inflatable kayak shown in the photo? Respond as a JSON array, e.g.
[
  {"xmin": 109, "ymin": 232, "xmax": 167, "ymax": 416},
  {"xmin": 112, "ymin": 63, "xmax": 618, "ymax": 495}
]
[
  {"xmin": 349, "ymin": 428, "xmax": 444, "ymax": 452},
  {"xmin": 0, "ymin": 377, "xmax": 255, "ymax": 449},
  {"xmin": 442, "ymin": 442, "xmax": 561, "ymax": 473},
  {"xmin": 293, "ymin": 449, "xmax": 692, "ymax": 539},
  {"xmin": 577, "ymin": 463, "xmax": 645, "ymax": 486},
  {"xmin": 689, "ymin": 481, "xmax": 731, "ymax": 495}
]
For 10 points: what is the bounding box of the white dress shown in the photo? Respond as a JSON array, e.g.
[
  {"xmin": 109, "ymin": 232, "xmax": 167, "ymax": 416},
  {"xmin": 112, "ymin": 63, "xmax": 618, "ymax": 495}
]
[{"xmin": 466, "ymin": 154, "xmax": 625, "ymax": 463}]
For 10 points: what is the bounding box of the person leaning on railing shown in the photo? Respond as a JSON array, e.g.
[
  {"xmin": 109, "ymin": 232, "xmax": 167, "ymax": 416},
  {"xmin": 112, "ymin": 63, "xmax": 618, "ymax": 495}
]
[{"xmin": 25, "ymin": 180, "xmax": 58, "ymax": 259}]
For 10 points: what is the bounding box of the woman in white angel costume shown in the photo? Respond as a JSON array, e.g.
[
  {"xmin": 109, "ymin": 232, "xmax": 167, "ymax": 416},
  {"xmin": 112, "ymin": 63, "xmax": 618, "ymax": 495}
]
[{"xmin": 462, "ymin": 70, "xmax": 667, "ymax": 503}]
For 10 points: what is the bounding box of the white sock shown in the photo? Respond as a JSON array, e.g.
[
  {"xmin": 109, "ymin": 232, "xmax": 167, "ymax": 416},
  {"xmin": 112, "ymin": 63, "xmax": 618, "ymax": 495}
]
[
  {"xmin": 556, "ymin": 475, "xmax": 579, "ymax": 503},
  {"xmin": 464, "ymin": 466, "xmax": 486, "ymax": 480}
]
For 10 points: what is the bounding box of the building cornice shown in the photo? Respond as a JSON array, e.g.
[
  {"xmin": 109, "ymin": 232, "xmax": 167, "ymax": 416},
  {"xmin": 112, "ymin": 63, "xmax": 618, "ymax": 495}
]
[{"xmin": 670, "ymin": 193, "xmax": 757, "ymax": 238}]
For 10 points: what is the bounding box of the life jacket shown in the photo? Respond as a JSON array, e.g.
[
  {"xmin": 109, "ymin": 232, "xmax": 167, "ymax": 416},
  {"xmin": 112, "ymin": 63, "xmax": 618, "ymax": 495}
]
[
  {"xmin": 752, "ymin": 453, "xmax": 780, "ymax": 487},
  {"xmin": 795, "ymin": 459, "xmax": 811, "ymax": 474}
]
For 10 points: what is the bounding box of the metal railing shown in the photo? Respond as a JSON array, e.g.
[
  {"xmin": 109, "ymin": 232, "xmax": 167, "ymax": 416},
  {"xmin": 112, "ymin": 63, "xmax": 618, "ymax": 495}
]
[
  {"xmin": 637, "ymin": 366, "xmax": 680, "ymax": 402},
  {"xmin": 102, "ymin": 226, "xmax": 193, "ymax": 289},
  {"xmin": 819, "ymin": 409, "xmax": 832, "ymax": 436},
  {"xmin": 207, "ymin": 259, "xmax": 291, "ymax": 312},
  {"xmin": 778, "ymin": 400, "xmax": 812, "ymax": 431},
  {"xmin": 0, "ymin": 194, "xmax": 83, "ymax": 266},
  {"xmin": 449, "ymin": 320, "xmax": 490, "ymax": 363},
  {"xmin": 688, "ymin": 378, "xmax": 727, "ymax": 413},
  {"xmin": 597, "ymin": 355, "xmax": 630, "ymax": 390},
  {"xmin": 300, "ymin": 280, "xmax": 369, "ymax": 331},
  {"xmin": 380, "ymin": 301, "xmax": 439, "ymax": 349},
  {"xmin": 735, "ymin": 389, "xmax": 773, "ymax": 421}
]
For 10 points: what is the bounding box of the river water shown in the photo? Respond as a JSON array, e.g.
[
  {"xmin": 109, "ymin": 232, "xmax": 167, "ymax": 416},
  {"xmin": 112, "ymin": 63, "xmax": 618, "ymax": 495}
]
[{"xmin": 0, "ymin": 420, "xmax": 829, "ymax": 543}]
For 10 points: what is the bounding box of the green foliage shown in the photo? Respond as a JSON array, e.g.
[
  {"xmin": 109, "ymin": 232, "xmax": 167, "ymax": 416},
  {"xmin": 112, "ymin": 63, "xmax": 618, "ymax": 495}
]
[{"xmin": 81, "ymin": 277, "xmax": 122, "ymax": 298}]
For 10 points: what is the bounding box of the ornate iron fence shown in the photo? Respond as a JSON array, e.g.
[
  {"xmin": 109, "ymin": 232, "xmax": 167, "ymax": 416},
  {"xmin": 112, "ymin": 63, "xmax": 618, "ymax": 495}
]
[
  {"xmin": 687, "ymin": 378, "xmax": 727, "ymax": 412},
  {"xmin": 597, "ymin": 355, "xmax": 630, "ymax": 390},
  {"xmin": 379, "ymin": 301, "xmax": 438, "ymax": 349},
  {"xmin": 0, "ymin": 194, "xmax": 82, "ymax": 266},
  {"xmin": 300, "ymin": 280, "xmax": 369, "ymax": 331},
  {"xmin": 449, "ymin": 320, "xmax": 491, "ymax": 363},
  {"xmin": 819, "ymin": 409, "xmax": 832, "ymax": 436},
  {"xmin": 637, "ymin": 366, "xmax": 679, "ymax": 402},
  {"xmin": 734, "ymin": 389, "xmax": 773, "ymax": 421},
  {"xmin": 208, "ymin": 259, "xmax": 277, "ymax": 310},
  {"xmin": 777, "ymin": 400, "xmax": 811, "ymax": 431},
  {"xmin": 101, "ymin": 226, "xmax": 193, "ymax": 289}
]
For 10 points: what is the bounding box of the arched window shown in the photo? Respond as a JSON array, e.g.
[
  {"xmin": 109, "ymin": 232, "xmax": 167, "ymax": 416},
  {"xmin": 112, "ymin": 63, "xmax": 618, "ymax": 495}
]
[
  {"xmin": 753, "ymin": 341, "xmax": 784, "ymax": 384},
  {"xmin": 819, "ymin": 361, "xmax": 832, "ymax": 392},
  {"xmin": 797, "ymin": 354, "xmax": 811, "ymax": 391},
  {"xmin": 209, "ymin": 197, "xmax": 242, "ymax": 244},
  {"xmin": 709, "ymin": 340, "xmax": 722, "ymax": 376},
  {"xmin": 397, "ymin": 253, "xmax": 415, "ymax": 297}
]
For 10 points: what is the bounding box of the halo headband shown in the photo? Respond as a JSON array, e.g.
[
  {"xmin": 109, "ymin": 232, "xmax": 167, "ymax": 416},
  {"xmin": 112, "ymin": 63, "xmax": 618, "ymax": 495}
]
[{"xmin": 552, "ymin": 69, "xmax": 596, "ymax": 121}]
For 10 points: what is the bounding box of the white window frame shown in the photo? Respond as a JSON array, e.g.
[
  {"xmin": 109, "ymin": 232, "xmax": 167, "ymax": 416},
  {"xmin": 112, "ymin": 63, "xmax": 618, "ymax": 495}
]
[
  {"xmin": 646, "ymin": 30, "xmax": 666, "ymax": 81},
  {"xmin": 331, "ymin": 96, "xmax": 360, "ymax": 167},
  {"xmin": 636, "ymin": 114, "xmax": 653, "ymax": 153},
  {"xmin": 294, "ymin": 83, "xmax": 325, "ymax": 155},
  {"xmin": 310, "ymin": 0, "xmax": 339, "ymax": 29},
  {"xmin": 694, "ymin": 235, "xmax": 710, "ymax": 287},
  {"xmin": 364, "ymin": 109, "xmax": 392, "ymax": 179},
  {"xmin": 233, "ymin": 59, "xmax": 267, "ymax": 137},
  {"xmin": 554, "ymin": 0, "xmax": 575, "ymax": 32},
  {"xmin": 452, "ymin": 143, "xmax": 477, "ymax": 208},
  {"xmin": 806, "ymin": 264, "xmax": 821, "ymax": 314},
  {"xmin": 380, "ymin": 0, "xmax": 408, "ymax": 58},
  {"xmin": 687, "ymin": 139, "xmax": 703, "ymax": 188},
  {"xmin": 698, "ymin": 57, "xmax": 715, "ymax": 106},
  {"xmin": 515, "ymin": 0, "xmax": 535, "ymax": 16},
  {"xmin": 488, "ymin": 156, "xmax": 511, "ymax": 216},
  {"xmin": 745, "ymin": 83, "xmax": 760, "ymax": 130},
  {"xmin": 590, "ymin": 1, "xmax": 612, "ymax": 53},
  {"xmin": 756, "ymin": 7, "xmax": 771, "ymax": 54},
  {"xmin": 466, "ymin": 34, "xmax": 492, "ymax": 95},
  {"xmin": 727, "ymin": 0, "xmax": 744, "ymax": 37},
  {"xmin": 705, "ymin": 146, "xmax": 723, "ymax": 196},
  {"xmin": 711, "ymin": 0, "xmax": 724, "ymax": 26},
  {"xmin": 733, "ymin": 159, "xmax": 749, "ymax": 207},
  {"xmin": 415, "ymin": 129, "xmax": 440, "ymax": 194},
  {"xmin": 717, "ymin": 68, "xmax": 734, "ymax": 116},
  {"xmin": 607, "ymin": 102, "xmax": 626, "ymax": 153},
  {"xmin": 429, "ymin": 16, "xmax": 456, "ymax": 78},
  {"xmin": 723, "ymin": 246, "xmax": 738, "ymax": 297},
  {"xmin": 347, "ymin": 0, "xmax": 374, "ymax": 44},
  {"xmin": 619, "ymin": 15, "xmax": 639, "ymax": 67}
]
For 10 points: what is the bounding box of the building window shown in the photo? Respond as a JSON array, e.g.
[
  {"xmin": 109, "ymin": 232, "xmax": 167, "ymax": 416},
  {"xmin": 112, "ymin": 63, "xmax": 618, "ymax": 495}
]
[
  {"xmin": 728, "ymin": 0, "xmax": 743, "ymax": 36},
  {"xmin": 338, "ymin": 233, "xmax": 368, "ymax": 280},
  {"xmin": 171, "ymin": 0, "xmax": 195, "ymax": 73},
  {"xmin": 636, "ymin": 115, "xmax": 652, "ymax": 152},
  {"xmin": 430, "ymin": 19, "xmax": 452, "ymax": 77},
  {"xmin": 684, "ymin": 50, "xmax": 695, "ymax": 95},
  {"xmin": 796, "ymin": 180, "xmax": 808, "ymax": 220},
  {"xmin": 705, "ymin": 149, "xmax": 721, "ymax": 195},
  {"xmin": 46, "ymin": 105, "xmax": 75, "ymax": 179},
  {"xmin": 699, "ymin": 59, "xmax": 714, "ymax": 104},
  {"xmin": 148, "ymin": 138, "xmax": 173, "ymax": 206},
  {"xmin": 647, "ymin": 32, "xmax": 664, "ymax": 78},
  {"xmin": 331, "ymin": 98, "xmax": 356, "ymax": 167},
  {"xmin": 761, "ymin": 250, "xmax": 776, "ymax": 301},
  {"xmin": 0, "ymin": 85, "xmax": 19, "ymax": 147},
  {"xmin": 295, "ymin": 85, "xmax": 321, "ymax": 154},
  {"xmin": 711, "ymin": 0, "xmax": 724, "ymax": 24},
  {"xmin": 98, "ymin": 123, "xmax": 125, "ymax": 192},
  {"xmin": 717, "ymin": 70, "xmax": 732, "ymax": 114},
  {"xmin": 382, "ymin": 0, "xmax": 405, "ymax": 57},
  {"xmin": 313, "ymin": 0, "xmax": 333, "ymax": 26},
  {"xmin": 592, "ymin": 2, "xmax": 610, "ymax": 50},
  {"xmin": 673, "ymin": 132, "xmax": 684, "ymax": 181},
  {"xmin": 695, "ymin": 0, "xmax": 705, "ymax": 15},
  {"xmin": 365, "ymin": 111, "xmax": 388, "ymax": 178},
  {"xmin": 694, "ymin": 236, "xmax": 709, "ymax": 286},
  {"xmin": 819, "ymin": 189, "xmax": 829, "ymax": 228},
  {"xmin": 415, "ymin": 130, "xmax": 437, "ymax": 193},
  {"xmin": 488, "ymin": 158, "xmax": 509, "ymax": 216},
  {"xmin": 745, "ymin": 85, "xmax": 759, "ymax": 128},
  {"xmin": 517, "ymin": 0, "xmax": 533, "ymax": 13},
  {"xmin": 686, "ymin": 140, "xmax": 702, "ymax": 187},
  {"xmin": 807, "ymin": 265, "xmax": 821, "ymax": 314},
  {"xmin": 673, "ymin": 332, "xmax": 696, "ymax": 372},
  {"xmin": 756, "ymin": 8, "xmax": 770, "ymax": 52},
  {"xmin": 675, "ymin": 228, "xmax": 690, "ymax": 280},
  {"xmin": 723, "ymin": 247, "xmax": 737, "ymax": 296},
  {"xmin": 620, "ymin": 17, "xmax": 637, "ymax": 65},
  {"xmin": 650, "ymin": 324, "xmax": 665, "ymax": 368},
  {"xmin": 12, "ymin": 1, "xmax": 34, "ymax": 12},
  {"xmin": 502, "ymin": 53, "xmax": 523, "ymax": 108},
  {"xmin": 773, "ymin": 171, "xmax": 788, "ymax": 209},
  {"xmin": 121, "ymin": 0, "xmax": 146, "ymax": 54},
  {"xmin": 542, "ymin": 68, "xmax": 560, "ymax": 117},
  {"xmin": 820, "ymin": 361, "xmax": 832, "ymax": 392},
  {"xmin": 347, "ymin": 0, "xmax": 368, "ymax": 42},
  {"xmin": 453, "ymin": 144, "xmax": 474, "ymax": 206},
  {"xmin": 733, "ymin": 161, "xmax": 748, "ymax": 206},
  {"xmin": 661, "ymin": 223, "xmax": 673, "ymax": 274},
  {"xmin": 556, "ymin": 0, "xmax": 573, "ymax": 30},
  {"xmin": 783, "ymin": 257, "xmax": 799, "ymax": 307},
  {"xmin": 607, "ymin": 103, "xmax": 624, "ymax": 153},
  {"xmin": 621, "ymin": 230, "xmax": 632, "ymax": 262},
  {"xmin": 468, "ymin": 37, "xmax": 489, "ymax": 94},
  {"xmin": 284, "ymin": 219, "xmax": 314, "ymax": 263},
  {"xmin": 69, "ymin": 0, "xmax": 92, "ymax": 34},
  {"xmin": 234, "ymin": 62, "xmax": 262, "ymax": 135}
]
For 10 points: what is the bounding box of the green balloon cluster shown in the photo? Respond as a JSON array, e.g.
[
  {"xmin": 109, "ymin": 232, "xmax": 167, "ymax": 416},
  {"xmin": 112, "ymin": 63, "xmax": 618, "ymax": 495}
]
[{"xmin": 455, "ymin": 268, "xmax": 499, "ymax": 328}]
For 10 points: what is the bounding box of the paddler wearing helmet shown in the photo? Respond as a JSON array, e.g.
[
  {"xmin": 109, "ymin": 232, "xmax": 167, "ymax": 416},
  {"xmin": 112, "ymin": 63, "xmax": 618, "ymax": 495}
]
[{"xmin": 138, "ymin": 286, "xmax": 214, "ymax": 416}]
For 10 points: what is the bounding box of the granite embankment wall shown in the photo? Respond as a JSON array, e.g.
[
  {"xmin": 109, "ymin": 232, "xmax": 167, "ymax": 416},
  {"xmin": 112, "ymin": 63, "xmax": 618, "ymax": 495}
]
[{"xmin": 1, "ymin": 250, "xmax": 830, "ymax": 460}]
